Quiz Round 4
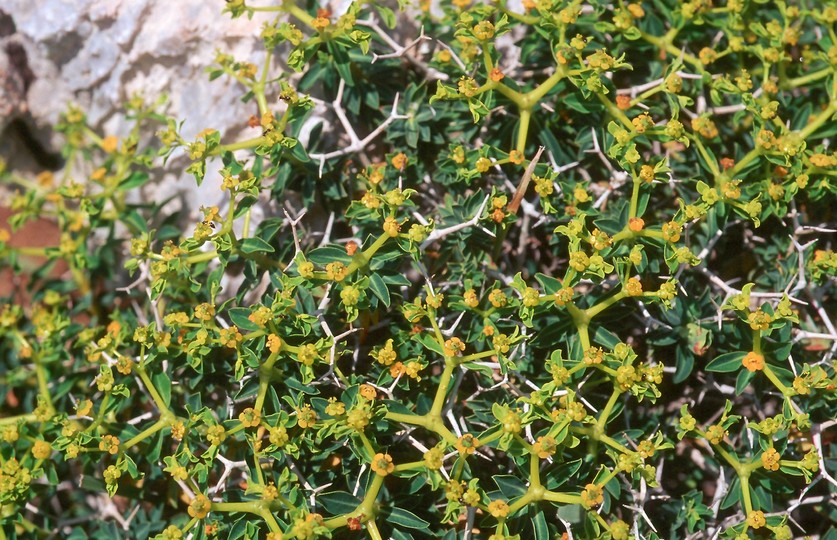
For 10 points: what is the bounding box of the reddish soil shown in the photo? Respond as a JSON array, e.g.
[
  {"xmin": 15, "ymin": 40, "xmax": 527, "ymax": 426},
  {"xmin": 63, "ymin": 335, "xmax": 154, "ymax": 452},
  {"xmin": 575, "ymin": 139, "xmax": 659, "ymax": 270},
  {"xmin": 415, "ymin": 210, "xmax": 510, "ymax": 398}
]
[{"xmin": 0, "ymin": 206, "xmax": 66, "ymax": 300}]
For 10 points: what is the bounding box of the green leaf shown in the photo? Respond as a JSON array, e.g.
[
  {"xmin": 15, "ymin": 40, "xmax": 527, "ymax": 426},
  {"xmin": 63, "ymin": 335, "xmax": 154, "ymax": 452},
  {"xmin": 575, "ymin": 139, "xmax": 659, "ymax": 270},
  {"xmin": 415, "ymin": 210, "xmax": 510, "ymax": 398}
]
[
  {"xmin": 705, "ymin": 351, "xmax": 745, "ymax": 373},
  {"xmin": 534, "ymin": 273, "xmax": 563, "ymax": 295},
  {"xmin": 307, "ymin": 245, "xmax": 352, "ymax": 265},
  {"xmin": 369, "ymin": 273, "xmax": 391, "ymax": 308},
  {"xmin": 328, "ymin": 41, "xmax": 354, "ymax": 86},
  {"xmin": 412, "ymin": 333, "xmax": 445, "ymax": 357},
  {"xmin": 622, "ymin": 26, "xmax": 642, "ymax": 40},
  {"xmin": 593, "ymin": 326, "xmax": 621, "ymax": 349},
  {"xmin": 318, "ymin": 491, "xmax": 360, "ymax": 515},
  {"xmin": 468, "ymin": 98, "xmax": 489, "ymax": 123},
  {"xmin": 673, "ymin": 346, "xmax": 694, "ymax": 384},
  {"xmin": 118, "ymin": 171, "xmax": 149, "ymax": 191},
  {"xmin": 493, "ymin": 475, "xmax": 527, "ymax": 498},
  {"xmin": 123, "ymin": 455, "xmax": 138, "ymax": 478},
  {"xmin": 121, "ymin": 210, "xmax": 148, "ymax": 234},
  {"xmin": 151, "ymin": 370, "xmax": 171, "ymax": 407},
  {"xmin": 382, "ymin": 273, "xmax": 411, "ymax": 287},
  {"xmin": 735, "ymin": 368, "xmax": 754, "ymax": 395},
  {"xmin": 285, "ymin": 376, "xmax": 319, "ymax": 395},
  {"xmin": 387, "ymin": 507, "xmax": 430, "ymax": 529},
  {"xmin": 392, "ymin": 529, "xmax": 415, "ymax": 540},
  {"xmin": 531, "ymin": 510, "xmax": 549, "ymax": 537},
  {"xmin": 561, "ymin": 93, "xmax": 592, "ymax": 114},
  {"xmin": 256, "ymin": 218, "xmax": 284, "ymax": 242},
  {"xmin": 375, "ymin": 5, "xmax": 397, "ymax": 28},
  {"xmin": 545, "ymin": 459, "xmax": 582, "ymax": 489},
  {"xmin": 720, "ymin": 476, "xmax": 741, "ymax": 510},
  {"xmin": 239, "ymin": 237, "xmax": 275, "ymax": 254},
  {"xmin": 234, "ymin": 195, "xmax": 259, "ymax": 218},
  {"xmin": 228, "ymin": 307, "xmax": 261, "ymax": 331},
  {"xmin": 557, "ymin": 504, "xmax": 583, "ymax": 523}
]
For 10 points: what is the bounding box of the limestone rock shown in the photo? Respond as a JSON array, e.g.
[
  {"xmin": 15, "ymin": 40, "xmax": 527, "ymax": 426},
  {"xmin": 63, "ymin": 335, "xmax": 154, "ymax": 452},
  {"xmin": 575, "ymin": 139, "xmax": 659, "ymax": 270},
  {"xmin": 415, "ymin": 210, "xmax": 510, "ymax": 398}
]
[{"xmin": 1, "ymin": 0, "xmax": 273, "ymax": 213}]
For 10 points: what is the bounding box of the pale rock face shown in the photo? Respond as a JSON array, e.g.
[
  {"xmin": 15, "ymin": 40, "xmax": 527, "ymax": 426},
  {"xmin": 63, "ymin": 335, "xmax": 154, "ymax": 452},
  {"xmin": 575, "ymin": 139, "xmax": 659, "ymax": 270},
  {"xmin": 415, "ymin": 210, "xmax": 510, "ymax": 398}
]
[{"xmin": 1, "ymin": 0, "xmax": 273, "ymax": 215}]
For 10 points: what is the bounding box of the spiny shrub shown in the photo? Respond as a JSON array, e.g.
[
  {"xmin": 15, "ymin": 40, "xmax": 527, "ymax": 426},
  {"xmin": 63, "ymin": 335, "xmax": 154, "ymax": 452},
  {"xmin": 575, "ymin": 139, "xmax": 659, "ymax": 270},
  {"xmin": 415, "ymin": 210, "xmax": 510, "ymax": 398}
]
[{"xmin": 1, "ymin": 1, "xmax": 836, "ymax": 539}]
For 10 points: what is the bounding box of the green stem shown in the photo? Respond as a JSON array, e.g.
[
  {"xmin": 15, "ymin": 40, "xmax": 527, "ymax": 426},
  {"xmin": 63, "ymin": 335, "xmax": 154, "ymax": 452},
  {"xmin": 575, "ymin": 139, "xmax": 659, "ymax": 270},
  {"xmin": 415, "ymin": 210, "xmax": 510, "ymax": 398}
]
[
  {"xmin": 691, "ymin": 136, "xmax": 721, "ymax": 177},
  {"xmin": 629, "ymin": 84, "xmax": 664, "ymax": 107},
  {"xmin": 254, "ymin": 49, "xmax": 273, "ymax": 116},
  {"xmin": 260, "ymin": 509, "xmax": 283, "ymax": 532},
  {"xmin": 576, "ymin": 323, "xmax": 591, "ymax": 352},
  {"xmin": 597, "ymin": 467, "xmax": 620, "ymax": 486},
  {"xmin": 585, "ymin": 291, "xmax": 628, "ymax": 320},
  {"xmin": 324, "ymin": 473, "xmax": 386, "ymax": 529},
  {"xmin": 521, "ymin": 67, "xmax": 565, "ymax": 108},
  {"xmin": 507, "ymin": 491, "xmax": 535, "ymax": 514},
  {"xmin": 783, "ymin": 67, "xmax": 830, "ymax": 89},
  {"xmin": 728, "ymin": 102, "xmax": 834, "ymax": 180},
  {"xmin": 596, "ymin": 389, "xmax": 621, "ymax": 432},
  {"xmin": 212, "ymin": 501, "xmax": 264, "ymax": 513},
  {"xmin": 255, "ymin": 90, "xmax": 269, "ymax": 120},
  {"xmin": 478, "ymin": 429, "xmax": 505, "ymax": 446},
  {"xmin": 212, "ymin": 136, "xmax": 267, "ymax": 155},
  {"xmin": 529, "ymin": 453, "xmax": 541, "ymax": 489},
  {"xmin": 135, "ymin": 364, "xmax": 172, "ymax": 416},
  {"xmin": 639, "ymin": 30, "xmax": 704, "ymax": 72},
  {"xmin": 711, "ymin": 441, "xmax": 740, "ymax": 469},
  {"xmin": 430, "ymin": 362, "xmax": 456, "ymax": 417},
  {"xmin": 500, "ymin": 1, "xmax": 539, "ymax": 24},
  {"xmin": 629, "ymin": 178, "xmax": 641, "ymax": 219},
  {"xmin": 740, "ymin": 473, "xmax": 753, "ymax": 514},
  {"xmin": 185, "ymin": 249, "xmax": 219, "ymax": 264},
  {"xmin": 283, "ymin": 0, "xmax": 315, "ymax": 27},
  {"xmin": 459, "ymin": 350, "xmax": 497, "ymax": 363},
  {"xmin": 120, "ymin": 418, "xmax": 167, "ymax": 451},
  {"xmin": 600, "ymin": 433, "xmax": 631, "ymax": 454},
  {"xmin": 482, "ymin": 46, "xmax": 495, "ymax": 73},
  {"xmin": 543, "ymin": 490, "xmax": 583, "ymax": 504},
  {"xmin": 248, "ymin": 5, "xmax": 284, "ymax": 12},
  {"xmin": 516, "ymin": 109, "xmax": 532, "ymax": 153},
  {"xmin": 33, "ymin": 355, "xmax": 55, "ymax": 416},
  {"xmin": 242, "ymin": 208, "xmax": 253, "ymax": 239},
  {"xmin": 513, "ymin": 433, "xmax": 534, "ymax": 452},
  {"xmin": 393, "ymin": 461, "xmax": 429, "ymax": 473},
  {"xmin": 728, "ymin": 147, "xmax": 760, "ymax": 177},
  {"xmin": 752, "ymin": 333, "xmax": 794, "ymax": 397},
  {"xmin": 254, "ymin": 353, "xmax": 280, "ymax": 412},
  {"xmin": 252, "ymin": 448, "xmax": 266, "ymax": 486},
  {"xmin": 385, "ymin": 411, "xmax": 427, "ymax": 427},
  {"xmin": 0, "ymin": 413, "xmax": 36, "ymax": 426},
  {"xmin": 596, "ymin": 92, "xmax": 634, "ymax": 130},
  {"xmin": 347, "ymin": 233, "xmax": 390, "ymax": 274},
  {"xmin": 84, "ymin": 393, "xmax": 111, "ymax": 433},
  {"xmin": 799, "ymin": 102, "xmax": 836, "ymax": 139},
  {"xmin": 12, "ymin": 246, "xmax": 51, "ymax": 257},
  {"xmin": 426, "ymin": 308, "xmax": 447, "ymax": 353},
  {"xmin": 493, "ymin": 82, "xmax": 524, "ymax": 103},
  {"xmin": 358, "ymin": 432, "xmax": 377, "ymax": 457},
  {"xmin": 366, "ymin": 520, "xmax": 384, "ymax": 540},
  {"xmin": 567, "ymin": 304, "xmax": 592, "ymax": 354},
  {"xmin": 762, "ymin": 365, "xmax": 794, "ymax": 397}
]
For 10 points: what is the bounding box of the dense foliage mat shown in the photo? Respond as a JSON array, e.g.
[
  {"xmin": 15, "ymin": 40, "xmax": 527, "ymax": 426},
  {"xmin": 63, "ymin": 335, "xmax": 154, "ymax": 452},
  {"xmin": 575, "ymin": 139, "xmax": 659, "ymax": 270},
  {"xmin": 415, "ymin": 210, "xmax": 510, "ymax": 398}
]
[{"xmin": 1, "ymin": 1, "xmax": 836, "ymax": 538}]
